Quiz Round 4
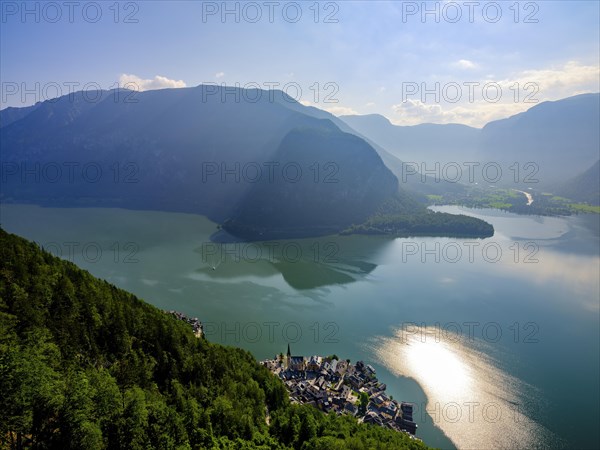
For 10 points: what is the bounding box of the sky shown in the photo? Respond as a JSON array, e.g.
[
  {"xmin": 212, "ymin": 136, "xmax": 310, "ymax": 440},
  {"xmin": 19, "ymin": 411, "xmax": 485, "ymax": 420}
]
[{"xmin": 1, "ymin": 0, "xmax": 599, "ymax": 127}]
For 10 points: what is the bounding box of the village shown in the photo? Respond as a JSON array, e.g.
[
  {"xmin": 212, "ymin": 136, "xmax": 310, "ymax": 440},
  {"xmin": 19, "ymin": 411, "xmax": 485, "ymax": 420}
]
[
  {"xmin": 261, "ymin": 345, "xmax": 419, "ymax": 439},
  {"xmin": 166, "ymin": 313, "xmax": 420, "ymax": 439}
]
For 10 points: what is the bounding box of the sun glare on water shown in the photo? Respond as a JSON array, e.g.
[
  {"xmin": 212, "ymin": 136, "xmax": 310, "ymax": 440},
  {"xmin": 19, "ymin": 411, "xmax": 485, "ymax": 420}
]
[
  {"xmin": 404, "ymin": 338, "xmax": 471, "ymax": 400},
  {"xmin": 368, "ymin": 326, "xmax": 560, "ymax": 450}
]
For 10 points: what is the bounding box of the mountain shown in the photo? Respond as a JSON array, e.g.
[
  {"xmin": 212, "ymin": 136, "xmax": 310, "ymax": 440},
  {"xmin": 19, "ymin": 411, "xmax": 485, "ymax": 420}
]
[
  {"xmin": 340, "ymin": 93, "xmax": 600, "ymax": 187},
  {"xmin": 223, "ymin": 126, "xmax": 398, "ymax": 239},
  {"xmin": 340, "ymin": 114, "xmax": 480, "ymax": 165},
  {"xmin": 0, "ymin": 103, "xmax": 41, "ymax": 128},
  {"xmin": 1, "ymin": 85, "xmax": 493, "ymax": 240},
  {"xmin": 555, "ymin": 160, "xmax": 600, "ymax": 205},
  {"xmin": 0, "ymin": 228, "xmax": 429, "ymax": 449},
  {"xmin": 291, "ymin": 108, "xmax": 470, "ymax": 198},
  {"xmin": 0, "ymin": 86, "xmax": 401, "ymax": 237},
  {"xmin": 480, "ymin": 93, "xmax": 600, "ymax": 184}
]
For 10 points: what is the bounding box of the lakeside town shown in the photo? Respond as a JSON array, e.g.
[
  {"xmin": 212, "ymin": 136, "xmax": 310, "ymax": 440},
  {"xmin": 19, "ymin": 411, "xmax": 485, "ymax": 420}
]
[
  {"xmin": 166, "ymin": 312, "xmax": 420, "ymax": 440},
  {"xmin": 261, "ymin": 345, "xmax": 420, "ymax": 439}
]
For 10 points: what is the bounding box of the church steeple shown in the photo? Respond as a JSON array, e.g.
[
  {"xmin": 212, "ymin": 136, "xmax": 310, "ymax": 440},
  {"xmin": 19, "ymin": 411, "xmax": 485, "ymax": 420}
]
[
  {"xmin": 287, "ymin": 343, "xmax": 291, "ymax": 357},
  {"xmin": 286, "ymin": 343, "xmax": 291, "ymax": 370}
]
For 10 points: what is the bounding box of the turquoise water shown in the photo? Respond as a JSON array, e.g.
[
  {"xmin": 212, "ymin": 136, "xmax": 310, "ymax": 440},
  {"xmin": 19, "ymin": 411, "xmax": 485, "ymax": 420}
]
[{"xmin": 1, "ymin": 203, "xmax": 598, "ymax": 449}]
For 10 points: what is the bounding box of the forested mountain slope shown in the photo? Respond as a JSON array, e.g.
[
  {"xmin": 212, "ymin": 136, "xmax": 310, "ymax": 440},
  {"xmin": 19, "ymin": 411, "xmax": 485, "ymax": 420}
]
[{"xmin": 0, "ymin": 228, "xmax": 428, "ymax": 450}]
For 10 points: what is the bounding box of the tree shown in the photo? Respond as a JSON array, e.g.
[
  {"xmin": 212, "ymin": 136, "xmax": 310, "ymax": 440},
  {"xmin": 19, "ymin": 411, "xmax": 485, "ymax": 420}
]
[
  {"xmin": 60, "ymin": 371, "xmax": 103, "ymax": 449},
  {"xmin": 119, "ymin": 387, "xmax": 149, "ymax": 449},
  {"xmin": 358, "ymin": 392, "xmax": 369, "ymax": 414}
]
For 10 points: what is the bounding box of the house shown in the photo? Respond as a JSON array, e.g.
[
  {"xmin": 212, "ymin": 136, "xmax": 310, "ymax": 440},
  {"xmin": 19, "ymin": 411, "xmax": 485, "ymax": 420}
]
[
  {"xmin": 315, "ymin": 376, "xmax": 326, "ymax": 389},
  {"xmin": 399, "ymin": 418, "xmax": 418, "ymax": 435},
  {"xmin": 382, "ymin": 401, "xmax": 398, "ymax": 417},
  {"xmin": 329, "ymin": 359, "xmax": 338, "ymax": 373},
  {"xmin": 401, "ymin": 402, "xmax": 414, "ymax": 421},
  {"xmin": 307, "ymin": 355, "xmax": 322, "ymax": 372},
  {"xmin": 367, "ymin": 386, "xmax": 379, "ymax": 396},
  {"xmin": 364, "ymin": 411, "xmax": 383, "ymax": 426},
  {"xmin": 332, "ymin": 396, "xmax": 345, "ymax": 407},
  {"xmin": 341, "ymin": 385, "xmax": 352, "ymax": 399},
  {"xmin": 373, "ymin": 394, "xmax": 386, "ymax": 407},
  {"xmin": 308, "ymin": 384, "xmax": 320, "ymax": 396},
  {"xmin": 340, "ymin": 361, "xmax": 352, "ymax": 376},
  {"xmin": 290, "ymin": 356, "xmax": 305, "ymax": 372},
  {"xmin": 348, "ymin": 374, "xmax": 363, "ymax": 389},
  {"xmin": 344, "ymin": 402, "xmax": 358, "ymax": 416}
]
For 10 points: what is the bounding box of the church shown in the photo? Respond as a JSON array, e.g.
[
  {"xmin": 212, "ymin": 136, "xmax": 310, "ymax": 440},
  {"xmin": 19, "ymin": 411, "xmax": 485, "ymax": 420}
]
[{"xmin": 285, "ymin": 343, "xmax": 306, "ymax": 372}]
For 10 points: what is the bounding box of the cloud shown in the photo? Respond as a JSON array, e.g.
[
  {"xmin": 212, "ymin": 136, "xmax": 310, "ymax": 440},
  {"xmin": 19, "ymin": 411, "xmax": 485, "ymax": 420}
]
[
  {"xmin": 300, "ymin": 100, "xmax": 358, "ymax": 116},
  {"xmin": 119, "ymin": 74, "xmax": 186, "ymax": 91},
  {"xmin": 453, "ymin": 59, "xmax": 479, "ymax": 70},
  {"xmin": 390, "ymin": 60, "xmax": 599, "ymax": 127},
  {"xmin": 215, "ymin": 72, "xmax": 225, "ymax": 78},
  {"xmin": 392, "ymin": 99, "xmax": 445, "ymax": 121},
  {"xmin": 391, "ymin": 99, "xmax": 532, "ymax": 127},
  {"xmin": 502, "ymin": 60, "xmax": 599, "ymax": 98},
  {"xmin": 322, "ymin": 105, "xmax": 359, "ymax": 116}
]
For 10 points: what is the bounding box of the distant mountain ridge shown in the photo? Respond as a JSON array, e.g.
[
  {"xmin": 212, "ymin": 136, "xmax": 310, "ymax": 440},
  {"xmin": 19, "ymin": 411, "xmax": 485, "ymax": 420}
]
[
  {"xmin": 341, "ymin": 93, "xmax": 600, "ymax": 187},
  {"xmin": 555, "ymin": 160, "xmax": 600, "ymax": 205},
  {"xmin": 1, "ymin": 85, "xmax": 496, "ymax": 240},
  {"xmin": 283, "ymin": 101, "xmax": 469, "ymax": 198},
  {"xmin": 480, "ymin": 94, "xmax": 600, "ymax": 184},
  {"xmin": 341, "ymin": 114, "xmax": 480, "ymax": 165}
]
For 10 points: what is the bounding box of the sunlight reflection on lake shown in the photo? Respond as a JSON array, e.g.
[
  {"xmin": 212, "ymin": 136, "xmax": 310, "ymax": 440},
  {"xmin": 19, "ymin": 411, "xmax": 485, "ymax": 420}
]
[{"xmin": 367, "ymin": 326, "xmax": 562, "ymax": 449}]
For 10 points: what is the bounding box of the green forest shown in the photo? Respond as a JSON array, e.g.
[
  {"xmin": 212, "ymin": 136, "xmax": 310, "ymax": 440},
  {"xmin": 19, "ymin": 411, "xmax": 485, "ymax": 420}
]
[
  {"xmin": 0, "ymin": 228, "xmax": 429, "ymax": 450},
  {"xmin": 342, "ymin": 197, "xmax": 495, "ymax": 238}
]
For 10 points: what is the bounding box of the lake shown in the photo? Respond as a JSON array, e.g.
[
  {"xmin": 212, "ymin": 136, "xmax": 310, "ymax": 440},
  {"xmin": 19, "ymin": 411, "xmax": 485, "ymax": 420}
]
[{"xmin": 1, "ymin": 203, "xmax": 598, "ymax": 449}]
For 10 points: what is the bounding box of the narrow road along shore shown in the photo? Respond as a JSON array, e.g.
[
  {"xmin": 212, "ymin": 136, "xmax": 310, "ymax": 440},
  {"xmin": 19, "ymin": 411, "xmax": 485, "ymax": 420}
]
[{"xmin": 513, "ymin": 189, "xmax": 534, "ymax": 206}]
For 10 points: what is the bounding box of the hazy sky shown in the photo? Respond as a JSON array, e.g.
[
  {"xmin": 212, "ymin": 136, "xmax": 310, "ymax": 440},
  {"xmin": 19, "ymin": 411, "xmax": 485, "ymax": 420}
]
[{"xmin": 1, "ymin": 1, "xmax": 599, "ymax": 126}]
